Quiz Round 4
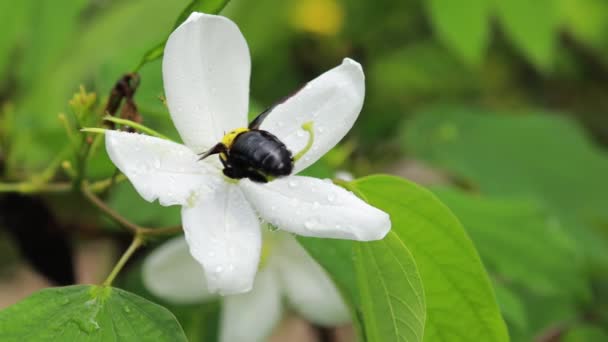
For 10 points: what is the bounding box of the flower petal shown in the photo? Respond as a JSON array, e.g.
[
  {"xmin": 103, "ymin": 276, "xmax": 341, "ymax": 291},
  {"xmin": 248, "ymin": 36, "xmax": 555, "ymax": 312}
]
[
  {"xmin": 259, "ymin": 58, "xmax": 364, "ymax": 173},
  {"xmin": 239, "ymin": 176, "xmax": 390, "ymax": 241},
  {"xmin": 182, "ymin": 182, "xmax": 261, "ymax": 295},
  {"xmin": 105, "ymin": 130, "xmax": 221, "ymax": 207},
  {"xmin": 219, "ymin": 268, "xmax": 283, "ymax": 342},
  {"xmin": 163, "ymin": 12, "xmax": 251, "ymax": 152},
  {"xmin": 272, "ymin": 234, "xmax": 350, "ymax": 326},
  {"xmin": 142, "ymin": 237, "xmax": 215, "ymax": 304}
]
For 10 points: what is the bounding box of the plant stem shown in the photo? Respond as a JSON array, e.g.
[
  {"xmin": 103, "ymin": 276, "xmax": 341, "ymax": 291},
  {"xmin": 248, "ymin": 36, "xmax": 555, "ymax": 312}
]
[
  {"xmin": 88, "ymin": 173, "xmax": 126, "ymax": 193},
  {"xmin": 81, "ymin": 181, "xmax": 140, "ymax": 234},
  {"xmin": 0, "ymin": 181, "xmax": 72, "ymax": 193},
  {"xmin": 81, "ymin": 180, "xmax": 182, "ymax": 237},
  {"xmin": 139, "ymin": 225, "xmax": 183, "ymax": 236},
  {"xmin": 102, "ymin": 234, "xmax": 143, "ymax": 286}
]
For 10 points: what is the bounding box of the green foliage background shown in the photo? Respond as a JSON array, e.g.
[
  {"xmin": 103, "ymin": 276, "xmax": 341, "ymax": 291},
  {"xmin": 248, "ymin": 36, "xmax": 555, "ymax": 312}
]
[{"xmin": 1, "ymin": 0, "xmax": 608, "ymax": 341}]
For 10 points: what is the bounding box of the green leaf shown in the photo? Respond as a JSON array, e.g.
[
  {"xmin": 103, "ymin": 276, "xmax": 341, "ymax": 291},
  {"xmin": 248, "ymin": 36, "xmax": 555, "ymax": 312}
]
[
  {"xmin": 299, "ymin": 233, "xmax": 426, "ymax": 342},
  {"xmin": 425, "ymin": 0, "xmax": 490, "ymax": 66},
  {"xmin": 559, "ymin": 0, "xmax": 608, "ymax": 49},
  {"xmin": 0, "ymin": 1, "xmax": 28, "ymax": 79},
  {"xmin": 494, "ymin": 0, "xmax": 559, "ymax": 71},
  {"xmin": 432, "ymin": 188, "xmax": 589, "ymax": 300},
  {"xmin": 563, "ymin": 324, "xmax": 608, "ymax": 342},
  {"xmin": 492, "ymin": 283, "xmax": 527, "ymax": 332},
  {"xmin": 0, "ymin": 285, "xmax": 187, "ymax": 341},
  {"xmin": 351, "ymin": 175, "xmax": 508, "ymax": 342},
  {"xmin": 135, "ymin": 0, "xmax": 231, "ymax": 71},
  {"xmin": 353, "ymin": 238, "xmax": 425, "ymax": 342},
  {"xmin": 403, "ymin": 108, "xmax": 608, "ymax": 266},
  {"xmin": 299, "ymin": 186, "xmax": 427, "ymax": 342},
  {"xmin": 118, "ymin": 260, "xmax": 221, "ymax": 342}
]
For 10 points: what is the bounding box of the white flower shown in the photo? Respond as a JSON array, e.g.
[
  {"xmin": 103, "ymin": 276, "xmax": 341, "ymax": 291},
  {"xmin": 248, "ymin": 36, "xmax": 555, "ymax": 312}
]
[
  {"xmin": 143, "ymin": 233, "xmax": 350, "ymax": 342},
  {"xmin": 105, "ymin": 12, "xmax": 390, "ymax": 295}
]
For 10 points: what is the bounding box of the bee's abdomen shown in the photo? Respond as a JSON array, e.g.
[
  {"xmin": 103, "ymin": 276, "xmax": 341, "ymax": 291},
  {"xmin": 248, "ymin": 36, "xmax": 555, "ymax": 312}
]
[{"xmin": 230, "ymin": 130, "xmax": 293, "ymax": 176}]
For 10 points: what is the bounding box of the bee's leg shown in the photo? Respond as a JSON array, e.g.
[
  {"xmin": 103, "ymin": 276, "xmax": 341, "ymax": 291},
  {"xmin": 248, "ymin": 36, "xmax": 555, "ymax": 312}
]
[
  {"xmin": 222, "ymin": 167, "xmax": 243, "ymax": 180},
  {"xmin": 243, "ymin": 169, "xmax": 268, "ymax": 183}
]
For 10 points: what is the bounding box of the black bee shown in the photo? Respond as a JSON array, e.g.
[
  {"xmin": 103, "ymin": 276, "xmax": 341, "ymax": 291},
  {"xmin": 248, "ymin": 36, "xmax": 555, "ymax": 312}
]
[{"xmin": 198, "ymin": 106, "xmax": 294, "ymax": 183}]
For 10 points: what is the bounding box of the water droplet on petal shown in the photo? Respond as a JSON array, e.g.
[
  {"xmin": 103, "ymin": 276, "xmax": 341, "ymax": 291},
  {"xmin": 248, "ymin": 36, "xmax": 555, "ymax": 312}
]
[
  {"xmin": 215, "ymin": 266, "xmax": 223, "ymax": 273},
  {"xmin": 318, "ymin": 126, "xmax": 325, "ymax": 133},
  {"xmin": 288, "ymin": 180, "xmax": 298, "ymax": 188},
  {"xmin": 296, "ymin": 130, "xmax": 305, "ymax": 137},
  {"xmin": 305, "ymin": 218, "xmax": 318, "ymax": 229},
  {"xmin": 327, "ymin": 193, "xmax": 335, "ymax": 202},
  {"xmin": 154, "ymin": 159, "xmax": 161, "ymax": 169}
]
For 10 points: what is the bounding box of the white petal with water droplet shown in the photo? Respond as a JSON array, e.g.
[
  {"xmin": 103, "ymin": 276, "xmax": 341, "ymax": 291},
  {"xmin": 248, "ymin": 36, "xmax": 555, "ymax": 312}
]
[
  {"xmin": 182, "ymin": 182, "xmax": 261, "ymax": 295},
  {"xmin": 105, "ymin": 131, "xmax": 222, "ymax": 207},
  {"xmin": 163, "ymin": 13, "xmax": 251, "ymax": 152},
  {"xmin": 142, "ymin": 237, "xmax": 216, "ymax": 304},
  {"xmin": 219, "ymin": 267, "xmax": 282, "ymax": 342},
  {"xmin": 272, "ymin": 234, "xmax": 350, "ymax": 326},
  {"xmin": 259, "ymin": 58, "xmax": 365, "ymax": 173},
  {"xmin": 239, "ymin": 176, "xmax": 390, "ymax": 241}
]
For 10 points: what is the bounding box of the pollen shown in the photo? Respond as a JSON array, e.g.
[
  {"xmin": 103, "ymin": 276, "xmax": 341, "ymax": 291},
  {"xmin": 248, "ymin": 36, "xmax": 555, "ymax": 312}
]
[{"xmin": 221, "ymin": 127, "xmax": 249, "ymax": 148}]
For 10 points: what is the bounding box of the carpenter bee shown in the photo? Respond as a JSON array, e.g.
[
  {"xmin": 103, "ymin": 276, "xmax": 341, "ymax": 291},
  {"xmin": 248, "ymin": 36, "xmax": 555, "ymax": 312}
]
[{"xmin": 198, "ymin": 105, "xmax": 294, "ymax": 183}]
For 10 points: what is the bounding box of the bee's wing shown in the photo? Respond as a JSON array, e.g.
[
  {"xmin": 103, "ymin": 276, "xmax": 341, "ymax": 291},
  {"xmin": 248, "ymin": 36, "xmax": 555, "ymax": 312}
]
[{"xmin": 248, "ymin": 84, "xmax": 305, "ymax": 129}]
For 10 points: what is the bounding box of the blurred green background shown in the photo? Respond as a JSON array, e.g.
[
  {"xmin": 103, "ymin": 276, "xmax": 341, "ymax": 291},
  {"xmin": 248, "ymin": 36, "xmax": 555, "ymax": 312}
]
[{"xmin": 1, "ymin": 0, "xmax": 607, "ymax": 340}]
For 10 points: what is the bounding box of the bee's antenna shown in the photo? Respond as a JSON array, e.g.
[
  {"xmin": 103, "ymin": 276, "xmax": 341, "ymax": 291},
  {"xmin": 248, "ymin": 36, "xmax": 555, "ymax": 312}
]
[{"xmin": 198, "ymin": 143, "xmax": 226, "ymax": 161}]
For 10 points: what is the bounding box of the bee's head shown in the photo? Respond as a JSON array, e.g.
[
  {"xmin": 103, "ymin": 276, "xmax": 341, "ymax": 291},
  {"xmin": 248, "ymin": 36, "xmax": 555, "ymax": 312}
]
[{"xmin": 221, "ymin": 127, "xmax": 249, "ymax": 148}]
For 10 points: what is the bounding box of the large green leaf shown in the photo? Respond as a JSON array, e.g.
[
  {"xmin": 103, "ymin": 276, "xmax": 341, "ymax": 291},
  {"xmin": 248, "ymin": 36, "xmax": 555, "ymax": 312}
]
[
  {"xmin": 0, "ymin": 1, "xmax": 28, "ymax": 80},
  {"xmin": 118, "ymin": 260, "xmax": 221, "ymax": 342},
  {"xmin": 559, "ymin": 0, "xmax": 608, "ymax": 50},
  {"xmin": 433, "ymin": 188, "xmax": 589, "ymax": 300},
  {"xmin": 403, "ymin": 108, "xmax": 608, "ymax": 265},
  {"xmin": 353, "ymin": 238, "xmax": 425, "ymax": 342},
  {"xmin": 299, "ymin": 179, "xmax": 428, "ymax": 341},
  {"xmin": 299, "ymin": 230, "xmax": 426, "ymax": 342},
  {"xmin": 425, "ymin": 0, "xmax": 490, "ymax": 66},
  {"xmin": 492, "ymin": 283, "xmax": 527, "ymax": 332},
  {"xmin": 563, "ymin": 324, "xmax": 608, "ymax": 342},
  {"xmin": 0, "ymin": 285, "xmax": 187, "ymax": 341},
  {"xmin": 352, "ymin": 175, "xmax": 508, "ymax": 342},
  {"xmin": 494, "ymin": 0, "xmax": 559, "ymax": 71}
]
